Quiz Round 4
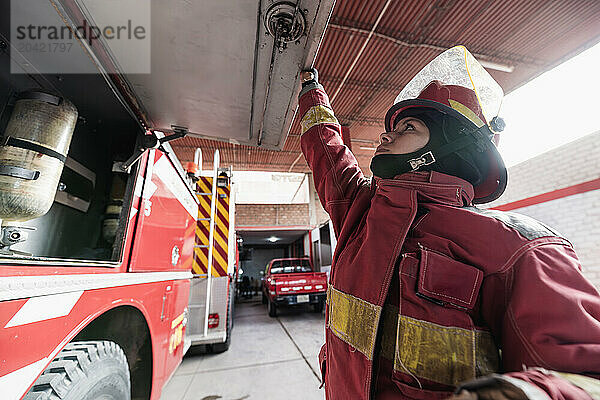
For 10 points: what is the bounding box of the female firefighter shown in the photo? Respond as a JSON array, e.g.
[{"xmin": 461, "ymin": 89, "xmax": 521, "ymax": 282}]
[{"xmin": 299, "ymin": 46, "xmax": 600, "ymax": 400}]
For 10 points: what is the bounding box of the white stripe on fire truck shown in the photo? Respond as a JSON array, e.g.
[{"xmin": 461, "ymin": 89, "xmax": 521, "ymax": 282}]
[
  {"xmin": 0, "ymin": 271, "xmax": 192, "ymax": 302},
  {"xmin": 133, "ymin": 174, "xmax": 143, "ymax": 199},
  {"xmin": 133, "ymin": 150, "xmax": 157, "ymax": 201},
  {"xmin": 153, "ymin": 155, "xmax": 197, "ymax": 218},
  {"xmin": 143, "ymin": 179, "xmax": 158, "ymax": 200},
  {"xmin": 129, "ymin": 206, "xmax": 138, "ymax": 221},
  {"xmin": 4, "ymin": 291, "xmax": 83, "ymax": 328},
  {"xmin": 0, "ymin": 357, "xmax": 47, "ymax": 400},
  {"xmin": 0, "ymin": 326, "xmax": 79, "ymax": 400}
]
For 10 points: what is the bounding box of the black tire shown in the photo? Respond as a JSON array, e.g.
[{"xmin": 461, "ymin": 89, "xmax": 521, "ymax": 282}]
[
  {"xmin": 211, "ymin": 284, "xmax": 234, "ymax": 353},
  {"xmin": 268, "ymin": 299, "xmax": 277, "ymax": 318},
  {"xmin": 261, "ymin": 292, "xmax": 267, "ymax": 304},
  {"xmin": 211, "ymin": 320, "xmax": 231, "ymax": 353},
  {"xmin": 188, "ymin": 344, "xmax": 209, "ymax": 354},
  {"xmin": 24, "ymin": 340, "xmax": 130, "ymax": 400},
  {"xmin": 312, "ymin": 301, "xmax": 324, "ymax": 313}
]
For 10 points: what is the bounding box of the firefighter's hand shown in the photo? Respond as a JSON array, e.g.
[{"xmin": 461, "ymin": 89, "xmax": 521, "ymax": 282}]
[
  {"xmin": 445, "ymin": 386, "xmax": 528, "ymax": 400},
  {"xmin": 301, "ymin": 68, "xmax": 319, "ymax": 87}
]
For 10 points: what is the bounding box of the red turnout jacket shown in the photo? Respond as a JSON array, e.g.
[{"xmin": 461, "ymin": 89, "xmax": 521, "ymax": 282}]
[{"xmin": 299, "ymin": 84, "xmax": 600, "ymax": 400}]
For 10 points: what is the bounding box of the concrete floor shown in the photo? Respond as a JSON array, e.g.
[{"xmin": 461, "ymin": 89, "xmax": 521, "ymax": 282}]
[{"xmin": 160, "ymin": 296, "xmax": 326, "ymax": 400}]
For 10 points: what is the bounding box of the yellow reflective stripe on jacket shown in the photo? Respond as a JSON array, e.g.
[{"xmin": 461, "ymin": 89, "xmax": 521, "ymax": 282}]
[
  {"xmin": 327, "ymin": 285, "xmax": 381, "ymax": 360},
  {"xmin": 328, "ymin": 287, "xmax": 500, "ymax": 386},
  {"xmin": 382, "ymin": 305, "xmax": 499, "ymax": 386},
  {"xmin": 300, "ymin": 105, "xmax": 339, "ymax": 134},
  {"xmin": 474, "ymin": 327, "xmax": 500, "ymax": 377}
]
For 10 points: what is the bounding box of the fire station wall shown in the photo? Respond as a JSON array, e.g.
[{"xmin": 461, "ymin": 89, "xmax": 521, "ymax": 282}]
[
  {"xmin": 487, "ymin": 131, "xmax": 600, "ymax": 288},
  {"xmin": 240, "ymin": 246, "xmax": 285, "ymax": 281},
  {"xmin": 235, "ymin": 204, "xmax": 309, "ymax": 226}
]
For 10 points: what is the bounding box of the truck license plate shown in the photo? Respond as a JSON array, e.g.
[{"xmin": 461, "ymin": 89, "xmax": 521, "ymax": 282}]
[{"xmin": 297, "ymin": 294, "xmax": 309, "ymax": 303}]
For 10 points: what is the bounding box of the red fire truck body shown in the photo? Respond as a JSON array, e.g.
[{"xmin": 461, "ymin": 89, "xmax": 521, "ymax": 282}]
[
  {"xmin": 0, "ymin": 147, "xmax": 208, "ymax": 399},
  {"xmin": 0, "ymin": 0, "xmax": 334, "ymax": 397}
]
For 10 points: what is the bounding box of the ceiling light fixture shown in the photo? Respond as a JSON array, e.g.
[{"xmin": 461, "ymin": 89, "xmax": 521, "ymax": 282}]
[
  {"xmin": 359, "ymin": 146, "xmax": 377, "ymax": 151},
  {"xmin": 267, "ymin": 236, "xmax": 280, "ymax": 242},
  {"xmin": 479, "ymin": 60, "xmax": 515, "ymax": 73}
]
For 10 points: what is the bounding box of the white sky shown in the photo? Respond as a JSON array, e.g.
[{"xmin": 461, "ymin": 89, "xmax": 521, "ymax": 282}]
[{"xmin": 498, "ymin": 42, "xmax": 600, "ymax": 167}]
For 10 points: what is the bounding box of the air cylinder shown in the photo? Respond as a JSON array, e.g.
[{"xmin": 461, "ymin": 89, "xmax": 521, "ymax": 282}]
[
  {"xmin": 0, "ymin": 91, "xmax": 78, "ymax": 222},
  {"xmin": 102, "ymin": 174, "xmax": 127, "ymax": 243}
]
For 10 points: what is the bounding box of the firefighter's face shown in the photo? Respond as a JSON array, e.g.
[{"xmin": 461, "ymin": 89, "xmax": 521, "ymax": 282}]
[{"xmin": 375, "ymin": 117, "xmax": 430, "ymax": 156}]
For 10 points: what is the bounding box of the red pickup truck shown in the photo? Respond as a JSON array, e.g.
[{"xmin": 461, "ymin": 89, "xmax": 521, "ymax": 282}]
[{"xmin": 262, "ymin": 258, "xmax": 327, "ymax": 317}]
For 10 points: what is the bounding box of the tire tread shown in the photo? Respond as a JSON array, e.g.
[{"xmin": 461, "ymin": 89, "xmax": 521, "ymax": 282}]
[{"xmin": 24, "ymin": 340, "xmax": 128, "ymax": 400}]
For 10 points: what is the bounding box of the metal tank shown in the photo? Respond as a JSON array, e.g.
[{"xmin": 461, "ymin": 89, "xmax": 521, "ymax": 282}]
[{"xmin": 0, "ymin": 91, "xmax": 78, "ymax": 222}]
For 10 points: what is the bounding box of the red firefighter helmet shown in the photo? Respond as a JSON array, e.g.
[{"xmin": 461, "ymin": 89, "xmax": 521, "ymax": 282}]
[
  {"xmin": 384, "ymin": 46, "xmax": 508, "ymax": 204},
  {"xmin": 385, "ymin": 80, "xmax": 507, "ymax": 203}
]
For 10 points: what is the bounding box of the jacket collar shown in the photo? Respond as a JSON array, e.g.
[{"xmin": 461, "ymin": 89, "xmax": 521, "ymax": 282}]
[{"xmin": 374, "ymin": 171, "xmax": 474, "ymax": 206}]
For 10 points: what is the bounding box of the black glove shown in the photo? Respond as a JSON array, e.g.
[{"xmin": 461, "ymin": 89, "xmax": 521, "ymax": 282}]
[{"xmin": 301, "ymin": 68, "xmax": 319, "ymax": 88}]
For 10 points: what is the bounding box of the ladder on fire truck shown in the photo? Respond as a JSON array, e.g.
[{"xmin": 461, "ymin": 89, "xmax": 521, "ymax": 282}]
[
  {"xmin": 186, "ymin": 149, "xmax": 235, "ymax": 349},
  {"xmin": 198, "ymin": 149, "xmax": 218, "ymax": 337}
]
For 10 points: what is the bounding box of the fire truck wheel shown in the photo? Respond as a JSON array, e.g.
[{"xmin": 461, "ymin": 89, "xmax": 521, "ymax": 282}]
[
  {"xmin": 24, "ymin": 340, "xmax": 130, "ymax": 400},
  {"xmin": 211, "ymin": 288, "xmax": 233, "ymax": 353},
  {"xmin": 268, "ymin": 299, "xmax": 277, "ymax": 317}
]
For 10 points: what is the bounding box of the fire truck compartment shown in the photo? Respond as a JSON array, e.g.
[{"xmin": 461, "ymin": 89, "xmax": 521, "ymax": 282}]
[{"xmin": 0, "ymin": 16, "xmax": 143, "ymax": 261}]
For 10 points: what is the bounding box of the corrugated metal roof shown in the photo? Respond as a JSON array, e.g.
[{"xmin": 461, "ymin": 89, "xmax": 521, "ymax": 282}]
[{"xmin": 172, "ymin": 0, "xmax": 600, "ymax": 174}]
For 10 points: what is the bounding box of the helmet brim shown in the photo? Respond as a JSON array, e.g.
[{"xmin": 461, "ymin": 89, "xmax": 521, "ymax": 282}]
[{"xmin": 385, "ymin": 98, "xmax": 507, "ymax": 204}]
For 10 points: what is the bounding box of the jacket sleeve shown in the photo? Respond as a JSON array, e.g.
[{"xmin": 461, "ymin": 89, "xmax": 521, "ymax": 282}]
[
  {"xmin": 475, "ymin": 240, "xmax": 600, "ymax": 399},
  {"xmin": 298, "ymin": 84, "xmax": 368, "ymax": 235}
]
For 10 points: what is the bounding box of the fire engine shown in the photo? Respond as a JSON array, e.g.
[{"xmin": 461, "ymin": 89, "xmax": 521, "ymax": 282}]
[
  {"xmin": 0, "ymin": 94, "xmax": 237, "ymax": 400},
  {"xmin": 0, "ymin": 0, "xmax": 334, "ymax": 398},
  {"xmin": 0, "ymin": 90, "xmax": 238, "ymax": 400}
]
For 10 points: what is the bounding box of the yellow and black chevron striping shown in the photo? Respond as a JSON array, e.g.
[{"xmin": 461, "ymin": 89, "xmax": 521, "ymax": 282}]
[{"xmin": 193, "ymin": 176, "xmax": 230, "ymax": 277}]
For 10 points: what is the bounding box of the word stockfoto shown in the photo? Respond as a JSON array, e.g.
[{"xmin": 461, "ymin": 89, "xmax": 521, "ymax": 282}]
[{"xmin": 16, "ymin": 19, "xmax": 146, "ymax": 46}]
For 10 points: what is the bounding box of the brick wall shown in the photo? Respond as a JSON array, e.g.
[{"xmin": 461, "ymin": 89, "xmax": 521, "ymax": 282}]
[
  {"xmin": 487, "ymin": 131, "xmax": 600, "ymax": 288},
  {"xmin": 489, "ymin": 131, "xmax": 600, "ymax": 206},
  {"xmin": 236, "ymin": 204, "xmax": 310, "ymax": 226}
]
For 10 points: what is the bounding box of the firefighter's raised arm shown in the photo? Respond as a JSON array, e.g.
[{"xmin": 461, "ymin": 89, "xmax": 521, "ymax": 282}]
[{"xmin": 298, "ymin": 68, "xmax": 369, "ymax": 234}]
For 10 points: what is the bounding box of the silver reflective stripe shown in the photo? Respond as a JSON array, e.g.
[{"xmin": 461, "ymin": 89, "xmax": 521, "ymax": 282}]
[{"xmin": 0, "ymin": 271, "xmax": 192, "ymax": 301}]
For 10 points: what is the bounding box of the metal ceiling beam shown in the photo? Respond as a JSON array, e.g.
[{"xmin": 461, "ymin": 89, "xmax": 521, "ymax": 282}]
[
  {"xmin": 196, "ymin": 161, "xmax": 309, "ymax": 170},
  {"xmin": 330, "ymin": 0, "xmax": 394, "ymax": 103},
  {"xmin": 351, "ymin": 138, "xmax": 379, "ymax": 144},
  {"xmin": 173, "ymin": 145, "xmax": 302, "ymax": 156},
  {"xmin": 288, "ymin": 152, "xmax": 305, "ymax": 172},
  {"xmin": 337, "ymin": 115, "xmax": 384, "ymax": 126},
  {"xmin": 321, "ymin": 76, "xmax": 397, "ymax": 91},
  {"xmin": 329, "ymin": 19, "xmax": 546, "ymax": 67}
]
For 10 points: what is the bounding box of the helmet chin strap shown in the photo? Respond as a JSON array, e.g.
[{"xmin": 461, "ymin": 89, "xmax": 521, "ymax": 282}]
[
  {"xmin": 371, "ymin": 123, "xmax": 491, "ymax": 179},
  {"xmin": 408, "ymin": 125, "xmax": 491, "ymax": 172}
]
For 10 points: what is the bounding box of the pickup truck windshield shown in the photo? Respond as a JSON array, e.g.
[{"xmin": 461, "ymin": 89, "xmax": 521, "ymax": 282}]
[{"xmin": 270, "ymin": 259, "xmax": 312, "ymax": 274}]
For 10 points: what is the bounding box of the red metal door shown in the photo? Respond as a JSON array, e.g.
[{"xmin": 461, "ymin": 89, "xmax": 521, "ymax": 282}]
[{"xmin": 128, "ymin": 149, "xmax": 197, "ymax": 273}]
